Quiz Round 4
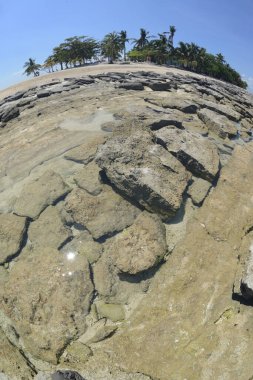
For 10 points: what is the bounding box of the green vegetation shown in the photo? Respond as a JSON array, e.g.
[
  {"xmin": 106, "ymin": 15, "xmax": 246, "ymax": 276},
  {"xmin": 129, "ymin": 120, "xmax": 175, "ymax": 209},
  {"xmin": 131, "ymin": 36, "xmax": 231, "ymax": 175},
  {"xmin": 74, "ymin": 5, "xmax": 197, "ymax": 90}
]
[{"xmin": 23, "ymin": 27, "xmax": 247, "ymax": 89}]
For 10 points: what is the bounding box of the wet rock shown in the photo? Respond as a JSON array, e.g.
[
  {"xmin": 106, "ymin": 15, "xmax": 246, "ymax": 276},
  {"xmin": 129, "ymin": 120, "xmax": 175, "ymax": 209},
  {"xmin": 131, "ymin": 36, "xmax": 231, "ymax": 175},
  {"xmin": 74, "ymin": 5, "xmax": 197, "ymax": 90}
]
[
  {"xmin": 96, "ymin": 128, "xmax": 190, "ymax": 218},
  {"xmin": 74, "ymin": 162, "xmax": 103, "ymax": 195},
  {"xmin": 187, "ymin": 177, "xmax": 212, "ymax": 206},
  {"xmin": 0, "ymin": 213, "xmax": 27, "ymax": 264},
  {"xmin": 28, "ymin": 206, "xmax": 71, "ymax": 249},
  {"xmin": 78, "ymin": 319, "xmax": 117, "ymax": 345},
  {"xmin": 197, "ymin": 108, "xmax": 238, "ymax": 139},
  {"xmin": 95, "ymin": 301, "xmax": 125, "ymax": 322},
  {"xmin": 64, "ymin": 136, "xmax": 106, "ymax": 164},
  {"xmin": 60, "ymin": 342, "xmax": 92, "ymax": 370},
  {"xmin": 14, "ymin": 170, "xmax": 70, "ymax": 219},
  {"xmin": 0, "ymin": 327, "xmax": 34, "ymax": 379},
  {"xmin": 114, "ymin": 212, "xmax": 167, "ymax": 274},
  {"xmin": 1, "ymin": 246, "xmax": 94, "ymax": 363},
  {"xmin": 64, "ymin": 185, "xmax": 140, "ymax": 240},
  {"xmin": 61, "ymin": 231, "xmax": 102, "ymax": 264},
  {"xmin": 155, "ymin": 127, "xmax": 220, "ymax": 182}
]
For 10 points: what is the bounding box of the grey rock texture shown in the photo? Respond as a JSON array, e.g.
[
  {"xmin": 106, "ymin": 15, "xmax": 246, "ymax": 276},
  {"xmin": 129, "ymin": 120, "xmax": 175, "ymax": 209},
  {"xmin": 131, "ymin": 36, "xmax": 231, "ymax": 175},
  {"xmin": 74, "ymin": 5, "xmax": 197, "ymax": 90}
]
[
  {"xmin": 1, "ymin": 66, "xmax": 253, "ymax": 379},
  {"xmin": 96, "ymin": 128, "xmax": 191, "ymax": 218},
  {"xmin": 14, "ymin": 170, "xmax": 70, "ymax": 219},
  {"xmin": 0, "ymin": 213, "xmax": 27, "ymax": 264},
  {"xmin": 155, "ymin": 127, "xmax": 220, "ymax": 181},
  {"xmin": 1, "ymin": 246, "xmax": 94, "ymax": 363}
]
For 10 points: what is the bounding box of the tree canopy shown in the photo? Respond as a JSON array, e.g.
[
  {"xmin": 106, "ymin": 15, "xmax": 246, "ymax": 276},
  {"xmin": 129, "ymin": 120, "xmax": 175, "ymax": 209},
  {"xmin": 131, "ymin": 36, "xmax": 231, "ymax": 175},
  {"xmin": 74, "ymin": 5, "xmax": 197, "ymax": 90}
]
[{"xmin": 23, "ymin": 27, "xmax": 247, "ymax": 89}]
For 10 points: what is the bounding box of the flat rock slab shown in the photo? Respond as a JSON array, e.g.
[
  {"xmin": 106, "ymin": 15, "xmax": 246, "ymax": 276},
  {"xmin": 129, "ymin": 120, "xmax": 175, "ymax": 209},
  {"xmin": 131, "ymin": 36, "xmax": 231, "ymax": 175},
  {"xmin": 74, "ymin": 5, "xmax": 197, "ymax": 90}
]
[
  {"xmin": 74, "ymin": 162, "xmax": 103, "ymax": 195},
  {"xmin": 187, "ymin": 177, "xmax": 212, "ymax": 205},
  {"xmin": 155, "ymin": 127, "xmax": 220, "ymax": 182},
  {"xmin": 114, "ymin": 211, "xmax": 167, "ymax": 274},
  {"xmin": 14, "ymin": 170, "xmax": 70, "ymax": 219},
  {"xmin": 1, "ymin": 246, "xmax": 94, "ymax": 363},
  {"xmin": 64, "ymin": 136, "xmax": 106, "ymax": 164},
  {"xmin": 198, "ymin": 108, "xmax": 238, "ymax": 139},
  {"xmin": 145, "ymin": 96, "xmax": 199, "ymax": 113},
  {"xmin": 64, "ymin": 185, "xmax": 140, "ymax": 240},
  {"xmin": 118, "ymin": 82, "xmax": 144, "ymax": 91},
  {"xmin": 96, "ymin": 128, "xmax": 191, "ymax": 218},
  {"xmin": 28, "ymin": 205, "xmax": 71, "ymax": 249},
  {"xmin": 0, "ymin": 213, "xmax": 27, "ymax": 264}
]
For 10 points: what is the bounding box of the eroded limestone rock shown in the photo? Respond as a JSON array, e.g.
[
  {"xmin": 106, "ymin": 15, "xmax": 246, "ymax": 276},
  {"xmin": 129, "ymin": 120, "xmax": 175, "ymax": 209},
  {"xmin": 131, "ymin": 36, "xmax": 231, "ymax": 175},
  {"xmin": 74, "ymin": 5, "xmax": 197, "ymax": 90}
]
[
  {"xmin": 1, "ymin": 246, "xmax": 94, "ymax": 363},
  {"xmin": 155, "ymin": 126, "xmax": 220, "ymax": 181},
  {"xmin": 64, "ymin": 185, "xmax": 140, "ymax": 240},
  {"xmin": 0, "ymin": 213, "xmax": 27, "ymax": 264},
  {"xmin": 114, "ymin": 211, "xmax": 167, "ymax": 274},
  {"xmin": 96, "ymin": 128, "xmax": 191, "ymax": 218},
  {"xmin": 14, "ymin": 170, "xmax": 70, "ymax": 219}
]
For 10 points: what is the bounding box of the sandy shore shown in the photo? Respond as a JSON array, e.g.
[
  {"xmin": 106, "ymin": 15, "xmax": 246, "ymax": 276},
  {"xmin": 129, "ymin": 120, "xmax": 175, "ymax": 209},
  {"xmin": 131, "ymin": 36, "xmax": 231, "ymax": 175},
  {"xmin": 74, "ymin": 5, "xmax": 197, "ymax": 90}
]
[{"xmin": 0, "ymin": 63, "xmax": 203, "ymax": 100}]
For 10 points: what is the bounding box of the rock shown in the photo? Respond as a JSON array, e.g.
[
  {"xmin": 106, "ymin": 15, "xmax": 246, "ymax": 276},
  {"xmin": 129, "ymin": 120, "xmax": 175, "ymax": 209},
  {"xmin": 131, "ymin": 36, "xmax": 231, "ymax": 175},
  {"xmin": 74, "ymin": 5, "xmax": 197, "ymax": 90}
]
[
  {"xmin": 0, "ymin": 213, "xmax": 27, "ymax": 264},
  {"xmin": 64, "ymin": 185, "xmax": 140, "ymax": 240},
  {"xmin": 0, "ymin": 327, "xmax": 34, "ymax": 379},
  {"xmin": 197, "ymin": 108, "xmax": 238, "ymax": 139},
  {"xmin": 51, "ymin": 370, "xmax": 85, "ymax": 380},
  {"xmin": 28, "ymin": 206, "xmax": 71, "ymax": 249},
  {"xmin": 240, "ymin": 246, "xmax": 253, "ymax": 301},
  {"xmin": 198, "ymin": 99, "xmax": 241, "ymax": 121},
  {"xmin": 61, "ymin": 231, "xmax": 102, "ymax": 264},
  {"xmin": 92, "ymin": 144, "xmax": 253, "ymax": 380},
  {"xmin": 14, "ymin": 170, "xmax": 70, "ymax": 219},
  {"xmin": 59, "ymin": 341, "xmax": 92, "ymax": 369},
  {"xmin": 114, "ymin": 212, "xmax": 167, "ymax": 274},
  {"xmin": 96, "ymin": 128, "xmax": 190, "ymax": 218},
  {"xmin": 187, "ymin": 177, "xmax": 212, "ymax": 206},
  {"xmin": 95, "ymin": 301, "xmax": 125, "ymax": 322},
  {"xmin": 0, "ymin": 106, "xmax": 19, "ymax": 122},
  {"xmin": 37, "ymin": 90, "xmax": 52, "ymax": 98},
  {"xmin": 78, "ymin": 319, "xmax": 117, "ymax": 345},
  {"xmin": 64, "ymin": 136, "xmax": 106, "ymax": 164},
  {"xmin": 145, "ymin": 96, "xmax": 199, "ymax": 113},
  {"xmin": 1, "ymin": 246, "xmax": 94, "ymax": 363},
  {"xmin": 74, "ymin": 162, "xmax": 103, "ymax": 195},
  {"xmin": 155, "ymin": 127, "xmax": 220, "ymax": 182},
  {"xmin": 118, "ymin": 82, "xmax": 144, "ymax": 91},
  {"xmin": 147, "ymin": 82, "xmax": 171, "ymax": 91}
]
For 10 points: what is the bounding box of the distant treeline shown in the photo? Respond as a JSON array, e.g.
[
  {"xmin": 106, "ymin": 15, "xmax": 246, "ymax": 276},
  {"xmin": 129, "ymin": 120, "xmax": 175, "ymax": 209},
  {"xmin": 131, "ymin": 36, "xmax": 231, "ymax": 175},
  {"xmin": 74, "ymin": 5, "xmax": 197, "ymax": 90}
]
[{"xmin": 23, "ymin": 28, "xmax": 247, "ymax": 89}]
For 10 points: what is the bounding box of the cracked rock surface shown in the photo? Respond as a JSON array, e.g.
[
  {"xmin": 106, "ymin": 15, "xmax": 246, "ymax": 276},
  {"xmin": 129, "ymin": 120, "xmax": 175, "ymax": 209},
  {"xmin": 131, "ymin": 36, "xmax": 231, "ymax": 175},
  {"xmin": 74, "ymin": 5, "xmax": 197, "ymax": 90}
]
[{"xmin": 1, "ymin": 64, "xmax": 253, "ymax": 379}]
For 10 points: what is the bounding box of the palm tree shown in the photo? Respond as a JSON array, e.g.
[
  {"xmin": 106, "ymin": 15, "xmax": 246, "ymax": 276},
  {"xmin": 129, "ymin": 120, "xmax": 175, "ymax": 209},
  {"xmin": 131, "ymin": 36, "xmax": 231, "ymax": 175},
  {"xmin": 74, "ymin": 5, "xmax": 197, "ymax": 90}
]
[
  {"xmin": 120, "ymin": 30, "xmax": 128, "ymax": 61},
  {"xmin": 43, "ymin": 55, "xmax": 56, "ymax": 73},
  {"xmin": 23, "ymin": 58, "xmax": 41, "ymax": 77},
  {"xmin": 133, "ymin": 28, "xmax": 151, "ymax": 49},
  {"xmin": 101, "ymin": 32, "xmax": 122, "ymax": 63},
  {"xmin": 168, "ymin": 25, "xmax": 176, "ymax": 49}
]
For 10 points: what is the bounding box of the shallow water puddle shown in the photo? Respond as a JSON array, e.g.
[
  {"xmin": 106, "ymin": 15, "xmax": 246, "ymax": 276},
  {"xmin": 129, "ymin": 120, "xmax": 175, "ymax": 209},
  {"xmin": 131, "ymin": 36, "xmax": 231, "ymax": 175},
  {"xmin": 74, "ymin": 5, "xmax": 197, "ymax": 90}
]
[{"xmin": 59, "ymin": 109, "xmax": 115, "ymax": 132}]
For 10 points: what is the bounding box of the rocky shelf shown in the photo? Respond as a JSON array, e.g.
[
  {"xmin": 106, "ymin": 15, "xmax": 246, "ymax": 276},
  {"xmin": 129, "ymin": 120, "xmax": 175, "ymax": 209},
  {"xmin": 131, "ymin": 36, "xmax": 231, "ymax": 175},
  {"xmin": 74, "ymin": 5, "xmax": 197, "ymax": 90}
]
[{"xmin": 1, "ymin": 68, "xmax": 253, "ymax": 379}]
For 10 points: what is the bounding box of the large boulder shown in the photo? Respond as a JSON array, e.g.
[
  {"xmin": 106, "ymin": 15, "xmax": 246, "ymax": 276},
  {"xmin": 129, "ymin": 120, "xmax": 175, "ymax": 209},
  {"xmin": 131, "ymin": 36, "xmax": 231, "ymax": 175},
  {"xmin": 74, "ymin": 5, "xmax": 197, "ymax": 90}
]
[
  {"xmin": 154, "ymin": 127, "xmax": 220, "ymax": 182},
  {"xmin": 1, "ymin": 247, "xmax": 94, "ymax": 363},
  {"xmin": 114, "ymin": 211, "xmax": 167, "ymax": 274},
  {"xmin": 64, "ymin": 185, "xmax": 140, "ymax": 240},
  {"xmin": 96, "ymin": 128, "xmax": 191, "ymax": 218}
]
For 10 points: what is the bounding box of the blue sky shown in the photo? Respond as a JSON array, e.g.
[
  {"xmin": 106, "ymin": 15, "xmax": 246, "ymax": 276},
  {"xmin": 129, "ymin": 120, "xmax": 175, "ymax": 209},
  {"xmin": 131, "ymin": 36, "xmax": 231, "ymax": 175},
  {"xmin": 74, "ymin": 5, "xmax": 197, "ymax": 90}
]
[{"xmin": 0, "ymin": 0, "xmax": 252, "ymax": 90}]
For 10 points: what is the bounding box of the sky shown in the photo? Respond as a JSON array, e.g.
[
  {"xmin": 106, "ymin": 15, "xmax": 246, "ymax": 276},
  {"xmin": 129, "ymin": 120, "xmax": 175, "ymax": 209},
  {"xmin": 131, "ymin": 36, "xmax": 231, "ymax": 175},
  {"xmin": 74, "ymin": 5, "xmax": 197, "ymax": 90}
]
[{"xmin": 0, "ymin": 0, "xmax": 252, "ymax": 90}]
